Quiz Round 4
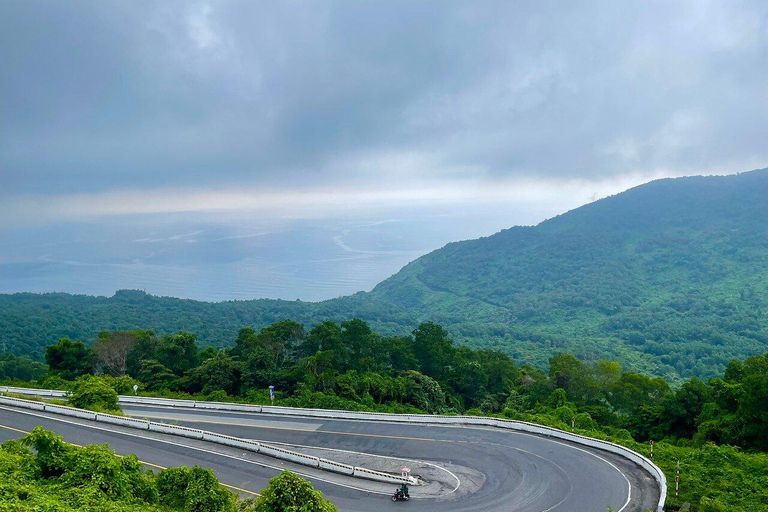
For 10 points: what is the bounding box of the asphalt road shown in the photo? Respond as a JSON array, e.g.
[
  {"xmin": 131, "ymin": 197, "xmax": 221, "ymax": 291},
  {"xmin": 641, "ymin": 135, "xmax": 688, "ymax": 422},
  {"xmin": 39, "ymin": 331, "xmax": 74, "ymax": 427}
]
[{"xmin": 0, "ymin": 404, "xmax": 660, "ymax": 512}]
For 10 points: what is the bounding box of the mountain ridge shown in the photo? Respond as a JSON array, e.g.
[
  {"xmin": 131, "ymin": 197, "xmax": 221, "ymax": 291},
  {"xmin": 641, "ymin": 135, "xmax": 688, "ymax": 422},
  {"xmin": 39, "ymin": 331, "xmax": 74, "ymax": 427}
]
[{"xmin": 2, "ymin": 168, "xmax": 767, "ymax": 380}]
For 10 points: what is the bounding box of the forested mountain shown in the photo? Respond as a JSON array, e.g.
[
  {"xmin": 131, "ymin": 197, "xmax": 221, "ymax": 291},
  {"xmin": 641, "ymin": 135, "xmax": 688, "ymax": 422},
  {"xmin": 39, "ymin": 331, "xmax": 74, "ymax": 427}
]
[
  {"xmin": 369, "ymin": 168, "xmax": 768, "ymax": 379},
  {"xmin": 2, "ymin": 168, "xmax": 768, "ymax": 380}
]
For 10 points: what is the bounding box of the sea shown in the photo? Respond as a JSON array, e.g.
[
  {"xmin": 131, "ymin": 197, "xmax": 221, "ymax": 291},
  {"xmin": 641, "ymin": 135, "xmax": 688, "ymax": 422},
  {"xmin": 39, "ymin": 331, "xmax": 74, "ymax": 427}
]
[{"xmin": 0, "ymin": 202, "xmax": 560, "ymax": 302}]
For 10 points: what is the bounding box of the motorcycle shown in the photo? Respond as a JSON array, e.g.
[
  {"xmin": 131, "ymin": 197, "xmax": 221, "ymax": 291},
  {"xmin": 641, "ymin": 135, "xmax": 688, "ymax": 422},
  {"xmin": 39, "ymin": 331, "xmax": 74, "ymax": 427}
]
[{"xmin": 391, "ymin": 486, "xmax": 410, "ymax": 502}]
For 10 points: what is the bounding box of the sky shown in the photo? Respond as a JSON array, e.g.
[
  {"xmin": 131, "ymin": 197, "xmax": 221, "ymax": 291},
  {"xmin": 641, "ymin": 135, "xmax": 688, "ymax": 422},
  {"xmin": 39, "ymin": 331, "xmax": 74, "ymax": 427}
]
[{"xmin": 1, "ymin": 1, "xmax": 767, "ymax": 301}]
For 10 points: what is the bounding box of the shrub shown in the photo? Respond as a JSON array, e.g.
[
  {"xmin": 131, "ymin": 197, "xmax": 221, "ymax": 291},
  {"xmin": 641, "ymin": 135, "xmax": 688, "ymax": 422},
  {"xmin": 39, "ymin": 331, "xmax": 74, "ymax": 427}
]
[
  {"xmin": 69, "ymin": 375, "xmax": 120, "ymax": 412},
  {"xmin": 250, "ymin": 471, "xmax": 337, "ymax": 512},
  {"xmin": 157, "ymin": 466, "xmax": 236, "ymax": 512}
]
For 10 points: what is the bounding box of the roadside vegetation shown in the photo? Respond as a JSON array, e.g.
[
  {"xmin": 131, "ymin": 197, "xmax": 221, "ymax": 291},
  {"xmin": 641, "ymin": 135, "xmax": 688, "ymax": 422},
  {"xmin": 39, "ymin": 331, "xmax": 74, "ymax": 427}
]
[
  {"xmin": 2, "ymin": 320, "xmax": 767, "ymax": 511},
  {"xmin": 0, "ymin": 427, "xmax": 335, "ymax": 512}
]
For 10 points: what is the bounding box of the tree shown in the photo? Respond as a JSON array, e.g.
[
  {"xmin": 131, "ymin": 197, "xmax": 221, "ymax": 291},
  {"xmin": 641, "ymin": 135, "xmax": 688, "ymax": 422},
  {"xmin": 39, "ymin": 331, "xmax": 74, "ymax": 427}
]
[
  {"xmin": 735, "ymin": 353, "xmax": 768, "ymax": 450},
  {"xmin": 384, "ymin": 336, "xmax": 418, "ymax": 371},
  {"xmin": 413, "ymin": 322, "xmax": 454, "ymax": 380},
  {"xmin": 93, "ymin": 332, "xmax": 137, "ymax": 376},
  {"xmin": 45, "ymin": 338, "xmax": 92, "ymax": 380},
  {"xmin": 299, "ymin": 321, "xmax": 342, "ymax": 358},
  {"xmin": 610, "ymin": 372, "xmax": 670, "ymax": 414},
  {"xmin": 157, "ymin": 332, "xmax": 199, "ymax": 376},
  {"xmin": 660, "ymin": 378, "xmax": 711, "ymax": 439},
  {"xmin": 402, "ymin": 370, "xmax": 450, "ymax": 414},
  {"xmin": 125, "ymin": 330, "xmax": 157, "ymax": 377},
  {"xmin": 136, "ymin": 359, "xmax": 177, "ymax": 390},
  {"xmin": 68, "ymin": 375, "xmax": 120, "ymax": 412},
  {"xmin": 548, "ymin": 353, "xmax": 599, "ymax": 405},
  {"xmin": 188, "ymin": 352, "xmax": 242, "ymax": 396},
  {"xmin": 339, "ymin": 319, "xmax": 373, "ymax": 370},
  {"xmin": 0, "ymin": 353, "xmax": 47, "ymax": 381},
  {"xmin": 231, "ymin": 327, "xmax": 258, "ymax": 358},
  {"xmin": 251, "ymin": 471, "xmax": 337, "ymax": 512}
]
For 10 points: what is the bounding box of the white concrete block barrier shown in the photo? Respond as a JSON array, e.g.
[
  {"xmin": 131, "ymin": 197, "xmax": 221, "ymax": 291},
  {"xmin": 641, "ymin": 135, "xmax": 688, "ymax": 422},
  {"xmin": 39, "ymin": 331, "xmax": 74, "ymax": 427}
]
[
  {"xmin": 259, "ymin": 443, "xmax": 320, "ymax": 469},
  {"xmin": 0, "ymin": 394, "xmax": 412, "ymax": 486},
  {"xmin": 148, "ymin": 422, "xmax": 205, "ymax": 440},
  {"xmin": 0, "ymin": 386, "xmax": 67, "ymax": 398},
  {"xmin": 353, "ymin": 466, "xmax": 416, "ymax": 485},
  {"xmin": 96, "ymin": 412, "xmax": 150, "ymax": 430},
  {"xmin": 319, "ymin": 458, "xmax": 354, "ymax": 476},
  {"xmin": 44, "ymin": 403, "xmax": 97, "ymax": 421},
  {"xmin": 202, "ymin": 431, "xmax": 261, "ymax": 451},
  {"xmin": 0, "ymin": 394, "xmax": 46, "ymax": 411},
  {"xmin": 195, "ymin": 401, "xmax": 262, "ymax": 413},
  {"xmin": 121, "ymin": 396, "xmax": 194, "ymax": 407}
]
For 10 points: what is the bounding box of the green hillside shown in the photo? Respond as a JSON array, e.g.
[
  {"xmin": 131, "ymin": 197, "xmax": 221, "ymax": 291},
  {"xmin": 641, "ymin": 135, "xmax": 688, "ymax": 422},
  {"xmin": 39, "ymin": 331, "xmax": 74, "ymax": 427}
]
[
  {"xmin": 370, "ymin": 168, "xmax": 768, "ymax": 379},
  {"xmin": 2, "ymin": 168, "xmax": 768, "ymax": 380}
]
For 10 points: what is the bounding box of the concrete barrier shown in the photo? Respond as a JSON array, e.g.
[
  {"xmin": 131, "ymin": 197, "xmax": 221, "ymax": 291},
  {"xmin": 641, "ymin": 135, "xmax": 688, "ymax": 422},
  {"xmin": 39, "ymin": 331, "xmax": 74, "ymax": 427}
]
[
  {"xmin": 120, "ymin": 396, "xmax": 193, "ymax": 407},
  {"xmin": 195, "ymin": 401, "xmax": 262, "ymax": 413},
  {"xmin": 319, "ymin": 457, "xmax": 354, "ymax": 476},
  {"xmin": 259, "ymin": 443, "xmax": 320, "ymax": 468},
  {"xmin": 44, "ymin": 403, "xmax": 97, "ymax": 420},
  {"xmin": 0, "ymin": 386, "xmax": 67, "ymax": 398},
  {"xmin": 353, "ymin": 466, "xmax": 415, "ymax": 485},
  {"xmin": 149, "ymin": 422, "xmax": 204, "ymax": 440},
  {"xmin": 202, "ymin": 431, "xmax": 261, "ymax": 452},
  {"xmin": 95, "ymin": 413, "xmax": 150, "ymax": 430},
  {"xmin": 0, "ymin": 395, "xmax": 46, "ymax": 411}
]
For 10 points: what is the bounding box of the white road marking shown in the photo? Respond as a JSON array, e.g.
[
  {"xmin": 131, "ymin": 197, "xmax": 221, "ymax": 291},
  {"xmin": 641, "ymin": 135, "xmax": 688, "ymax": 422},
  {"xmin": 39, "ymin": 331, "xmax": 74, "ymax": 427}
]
[{"xmin": 133, "ymin": 404, "xmax": 635, "ymax": 511}]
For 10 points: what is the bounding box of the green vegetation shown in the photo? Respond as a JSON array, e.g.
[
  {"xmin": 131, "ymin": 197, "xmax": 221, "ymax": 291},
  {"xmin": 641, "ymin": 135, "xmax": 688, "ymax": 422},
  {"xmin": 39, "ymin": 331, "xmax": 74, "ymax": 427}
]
[
  {"xmin": 7, "ymin": 319, "xmax": 768, "ymax": 511},
  {"xmin": 0, "ymin": 353, "xmax": 46, "ymax": 382},
  {"xmin": 246, "ymin": 471, "xmax": 337, "ymax": 512},
  {"xmin": 0, "ymin": 427, "xmax": 336, "ymax": 512},
  {"xmin": 34, "ymin": 322, "xmax": 768, "ymax": 453},
  {"xmin": 2, "ymin": 169, "xmax": 768, "ymax": 381},
  {"xmin": 68, "ymin": 375, "xmax": 121, "ymax": 413},
  {"xmin": 0, "ymin": 427, "xmax": 233, "ymax": 512}
]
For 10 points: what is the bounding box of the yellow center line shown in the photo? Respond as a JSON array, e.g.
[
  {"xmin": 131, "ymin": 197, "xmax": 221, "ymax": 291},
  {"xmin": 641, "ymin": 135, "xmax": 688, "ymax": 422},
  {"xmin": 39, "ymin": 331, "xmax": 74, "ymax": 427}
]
[
  {"xmin": 131, "ymin": 413, "xmax": 468, "ymax": 443},
  {"xmin": 0, "ymin": 422, "xmax": 260, "ymax": 497},
  {"xmin": 0, "ymin": 423, "xmax": 27, "ymax": 435}
]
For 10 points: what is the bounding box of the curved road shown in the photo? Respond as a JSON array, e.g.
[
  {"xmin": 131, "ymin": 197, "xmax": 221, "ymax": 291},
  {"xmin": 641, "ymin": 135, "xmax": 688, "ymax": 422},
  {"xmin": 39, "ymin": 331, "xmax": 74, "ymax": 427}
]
[{"xmin": 0, "ymin": 403, "xmax": 659, "ymax": 512}]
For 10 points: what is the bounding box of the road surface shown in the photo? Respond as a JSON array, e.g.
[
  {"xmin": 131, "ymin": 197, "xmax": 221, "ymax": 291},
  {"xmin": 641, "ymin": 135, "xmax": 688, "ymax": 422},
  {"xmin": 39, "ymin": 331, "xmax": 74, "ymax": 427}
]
[{"xmin": 0, "ymin": 403, "xmax": 660, "ymax": 511}]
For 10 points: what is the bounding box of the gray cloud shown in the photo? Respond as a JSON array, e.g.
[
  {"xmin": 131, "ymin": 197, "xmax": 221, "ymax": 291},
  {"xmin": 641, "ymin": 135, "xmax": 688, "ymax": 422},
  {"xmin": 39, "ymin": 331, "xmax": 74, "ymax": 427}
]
[{"xmin": 1, "ymin": 0, "xmax": 766, "ymax": 200}]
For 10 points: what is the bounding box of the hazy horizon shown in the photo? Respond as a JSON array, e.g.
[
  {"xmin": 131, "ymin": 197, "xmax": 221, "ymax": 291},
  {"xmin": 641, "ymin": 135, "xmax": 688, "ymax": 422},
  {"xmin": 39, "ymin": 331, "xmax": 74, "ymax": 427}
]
[{"xmin": 0, "ymin": 181, "xmax": 612, "ymax": 301}]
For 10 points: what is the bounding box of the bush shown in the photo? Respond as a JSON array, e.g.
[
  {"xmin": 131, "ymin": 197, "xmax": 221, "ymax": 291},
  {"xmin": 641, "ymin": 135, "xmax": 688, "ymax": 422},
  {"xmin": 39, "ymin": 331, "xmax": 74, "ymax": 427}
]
[
  {"xmin": 40, "ymin": 374, "xmax": 72, "ymax": 391},
  {"xmin": 21, "ymin": 425, "xmax": 73, "ymax": 478},
  {"xmin": 250, "ymin": 471, "xmax": 337, "ymax": 512},
  {"xmin": 157, "ymin": 466, "xmax": 236, "ymax": 512},
  {"xmin": 103, "ymin": 375, "xmax": 141, "ymax": 395},
  {"xmin": 205, "ymin": 390, "xmax": 229, "ymax": 402},
  {"xmin": 69, "ymin": 375, "xmax": 120, "ymax": 413},
  {"xmin": 2, "ymin": 428, "xmax": 245, "ymax": 512}
]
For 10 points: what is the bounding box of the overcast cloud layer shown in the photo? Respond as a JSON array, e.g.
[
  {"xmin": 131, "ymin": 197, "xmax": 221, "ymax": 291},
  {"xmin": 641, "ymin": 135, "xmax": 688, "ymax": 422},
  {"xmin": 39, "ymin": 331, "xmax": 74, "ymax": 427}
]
[
  {"xmin": 1, "ymin": 1, "xmax": 767, "ymax": 300},
  {"xmin": 3, "ymin": 1, "xmax": 767, "ymax": 199}
]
